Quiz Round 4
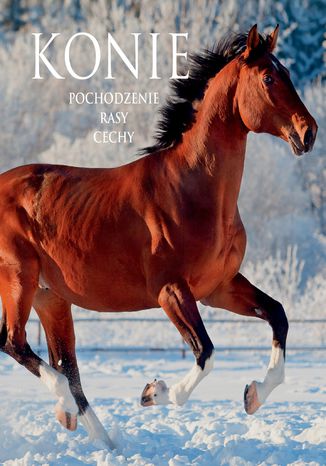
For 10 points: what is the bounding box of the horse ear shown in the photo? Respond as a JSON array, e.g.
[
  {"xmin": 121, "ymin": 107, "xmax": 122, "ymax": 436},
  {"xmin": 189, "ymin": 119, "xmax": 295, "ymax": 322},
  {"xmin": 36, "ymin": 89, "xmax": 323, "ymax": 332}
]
[
  {"xmin": 268, "ymin": 24, "xmax": 279, "ymax": 52},
  {"xmin": 244, "ymin": 24, "xmax": 260, "ymax": 59}
]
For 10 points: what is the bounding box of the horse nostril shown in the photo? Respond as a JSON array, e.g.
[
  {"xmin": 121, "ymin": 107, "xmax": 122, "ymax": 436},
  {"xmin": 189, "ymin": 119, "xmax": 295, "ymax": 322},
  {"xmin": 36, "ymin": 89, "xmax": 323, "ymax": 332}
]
[{"xmin": 304, "ymin": 128, "xmax": 313, "ymax": 150}]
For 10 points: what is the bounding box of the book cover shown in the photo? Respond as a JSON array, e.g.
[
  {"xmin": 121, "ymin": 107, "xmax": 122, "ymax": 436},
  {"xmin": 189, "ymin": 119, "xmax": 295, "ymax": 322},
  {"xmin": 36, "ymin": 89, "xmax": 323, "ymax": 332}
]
[{"xmin": 0, "ymin": 1, "xmax": 325, "ymax": 464}]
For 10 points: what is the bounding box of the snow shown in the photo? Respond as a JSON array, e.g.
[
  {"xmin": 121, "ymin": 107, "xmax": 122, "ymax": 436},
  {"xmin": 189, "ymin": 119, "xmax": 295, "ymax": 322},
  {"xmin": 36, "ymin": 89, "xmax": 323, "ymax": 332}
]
[{"xmin": 0, "ymin": 349, "xmax": 325, "ymax": 465}]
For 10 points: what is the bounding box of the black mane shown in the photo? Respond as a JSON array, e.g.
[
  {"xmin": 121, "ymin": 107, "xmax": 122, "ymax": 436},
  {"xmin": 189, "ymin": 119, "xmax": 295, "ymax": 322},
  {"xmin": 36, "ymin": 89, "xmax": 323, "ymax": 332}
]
[{"xmin": 140, "ymin": 31, "xmax": 269, "ymax": 155}]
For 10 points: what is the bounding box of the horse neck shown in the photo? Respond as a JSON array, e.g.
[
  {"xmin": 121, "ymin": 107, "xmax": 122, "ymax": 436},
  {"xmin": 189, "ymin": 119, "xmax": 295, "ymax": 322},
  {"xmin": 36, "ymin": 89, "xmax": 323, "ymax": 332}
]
[{"xmin": 174, "ymin": 59, "xmax": 248, "ymax": 218}]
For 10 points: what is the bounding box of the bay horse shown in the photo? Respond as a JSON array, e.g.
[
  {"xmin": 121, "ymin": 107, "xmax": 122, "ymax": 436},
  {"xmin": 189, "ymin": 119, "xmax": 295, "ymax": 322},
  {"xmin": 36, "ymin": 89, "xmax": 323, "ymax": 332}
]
[{"xmin": 0, "ymin": 25, "xmax": 317, "ymax": 448}]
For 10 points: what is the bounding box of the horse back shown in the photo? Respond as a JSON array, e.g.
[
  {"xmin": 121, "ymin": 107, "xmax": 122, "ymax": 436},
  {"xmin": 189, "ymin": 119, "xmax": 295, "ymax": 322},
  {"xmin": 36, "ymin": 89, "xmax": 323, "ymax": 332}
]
[{"xmin": 0, "ymin": 163, "xmax": 157, "ymax": 310}]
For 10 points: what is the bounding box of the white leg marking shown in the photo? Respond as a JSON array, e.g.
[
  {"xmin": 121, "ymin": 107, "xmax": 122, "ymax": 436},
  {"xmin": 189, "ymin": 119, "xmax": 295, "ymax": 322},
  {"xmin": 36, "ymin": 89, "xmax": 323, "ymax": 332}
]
[
  {"xmin": 39, "ymin": 362, "xmax": 78, "ymax": 415},
  {"xmin": 79, "ymin": 406, "xmax": 115, "ymax": 449},
  {"xmin": 255, "ymin": 345, "xmax": 285, "ymax": 404},
  {"xmin": 154, "ymin": 352, "xmax": 215, "ymax": 406}
]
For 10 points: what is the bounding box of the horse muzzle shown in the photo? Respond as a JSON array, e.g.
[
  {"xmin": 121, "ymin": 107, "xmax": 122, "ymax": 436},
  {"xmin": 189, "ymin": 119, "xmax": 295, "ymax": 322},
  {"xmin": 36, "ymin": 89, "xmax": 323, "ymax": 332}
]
[{"xmin": 288, "ymin": 123, "xmax": 318, "ymax": 156}]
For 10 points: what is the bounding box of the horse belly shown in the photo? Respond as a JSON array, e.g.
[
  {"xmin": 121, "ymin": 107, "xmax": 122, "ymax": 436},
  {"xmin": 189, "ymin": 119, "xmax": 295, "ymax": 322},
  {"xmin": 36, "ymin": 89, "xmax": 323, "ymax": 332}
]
[{"xmin": 37, "ymin": 247, "xmax": 155, "ymax": 312}]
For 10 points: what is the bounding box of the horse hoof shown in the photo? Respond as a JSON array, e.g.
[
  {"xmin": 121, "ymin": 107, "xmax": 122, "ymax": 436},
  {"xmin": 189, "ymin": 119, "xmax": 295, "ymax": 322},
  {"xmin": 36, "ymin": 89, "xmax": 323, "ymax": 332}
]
[
  {"xmin": 244, "ymin": 381, "xmax": 261, "ymax": 415},
  {"xmin": 55, "ymin": 404, "xmax": 78, "ymax": 431},
  {"xmin": 140, "ymin": 379, "xmax": 168, "ymax": 406}
]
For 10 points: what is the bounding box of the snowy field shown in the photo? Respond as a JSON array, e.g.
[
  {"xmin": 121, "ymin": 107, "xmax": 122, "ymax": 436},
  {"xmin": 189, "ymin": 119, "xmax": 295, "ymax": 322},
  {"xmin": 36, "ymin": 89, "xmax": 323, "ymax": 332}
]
[{"xmin": 1, "ymin": 342, "xmax": 325, "ymax": 465}]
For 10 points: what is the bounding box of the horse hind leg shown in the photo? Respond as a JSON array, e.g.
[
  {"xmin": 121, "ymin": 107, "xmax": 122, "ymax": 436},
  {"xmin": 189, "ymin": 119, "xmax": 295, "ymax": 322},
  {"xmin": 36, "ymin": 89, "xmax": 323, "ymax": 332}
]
[
  {"xmin": 0, "ymin": 246, "xmax": 81, "ymax": 434},
  {"xmin": 0, "ymin": 253, "xmax": 44, "ymax": 377},
  {"xmin": 141, "ymin": 279, "xmax": 214, "ymax": 407},
  {"xmin": 33, "ymin": 288, "xmax": 115, "ymax": 448}
]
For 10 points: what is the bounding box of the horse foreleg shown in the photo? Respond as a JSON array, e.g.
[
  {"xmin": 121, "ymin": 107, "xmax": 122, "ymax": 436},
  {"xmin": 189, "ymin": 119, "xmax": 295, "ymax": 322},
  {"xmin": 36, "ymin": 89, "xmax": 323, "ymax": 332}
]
[
  {"xmin": 141, "ymin": 280, "xmax": 214, "ymax": 407},
  {"xmin": 202, "ymin": 272, "xmax": 289, "ymax": 414},
  {"xmin": 33, "ymin": 288, "xmax": 114, "ymax": 449}
]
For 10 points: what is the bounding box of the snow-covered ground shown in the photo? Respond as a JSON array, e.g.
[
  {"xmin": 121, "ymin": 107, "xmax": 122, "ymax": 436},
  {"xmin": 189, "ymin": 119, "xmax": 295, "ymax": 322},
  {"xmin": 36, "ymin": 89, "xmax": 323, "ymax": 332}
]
[{"xmin": 1, "ymin": 347, "xmax": 325, "ymax": 465}]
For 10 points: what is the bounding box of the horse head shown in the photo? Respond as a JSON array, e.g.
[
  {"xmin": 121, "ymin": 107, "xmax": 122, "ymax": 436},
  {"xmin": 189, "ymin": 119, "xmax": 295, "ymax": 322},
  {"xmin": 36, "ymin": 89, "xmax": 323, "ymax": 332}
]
[{"xmin": 236, "ymin": 24, "xmax": 318, "ymax": 155}]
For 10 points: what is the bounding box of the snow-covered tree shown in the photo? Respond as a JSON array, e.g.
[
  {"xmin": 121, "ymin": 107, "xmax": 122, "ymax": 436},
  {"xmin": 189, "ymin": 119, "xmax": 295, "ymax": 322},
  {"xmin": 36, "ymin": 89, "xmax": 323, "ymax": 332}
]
[
  {"xmin": 272, "ymin": 0, "xmax": 325, "ymax": 87},
  {"xmin": 297, "ymin": 82, "xmax": 326, "ymax": 235}
]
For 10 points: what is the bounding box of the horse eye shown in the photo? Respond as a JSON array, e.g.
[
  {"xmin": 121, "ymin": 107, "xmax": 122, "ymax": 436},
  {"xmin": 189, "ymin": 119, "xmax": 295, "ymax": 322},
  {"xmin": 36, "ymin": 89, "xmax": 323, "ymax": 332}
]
[{"xmin": 263, "ymin": 75, "xmax": 274, "ymax": 85}]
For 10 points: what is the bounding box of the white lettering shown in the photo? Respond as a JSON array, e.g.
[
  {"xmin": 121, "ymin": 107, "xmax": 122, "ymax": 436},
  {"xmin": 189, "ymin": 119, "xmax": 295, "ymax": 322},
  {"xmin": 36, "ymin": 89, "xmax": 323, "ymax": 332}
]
[
  {"xmin": 65, "ymin": 33, "xmax": 101, "ymax": 80},
  {"xmin": 106, "ymin": 33, "xmax": 140, "ymax": 79},
  {"xmin": 150, "ymin": 33, "xmax": 161, "ymax": 79},
  {"xmin": 93, "ymin": 131, "xmax": 134, "ymax": 144},
  {"xmin": 33, "ymin": 33, "xmax": 64, "ymax": 79},
  {"xmin": 170, "ymin": 33, "xmax": 189, "ymax": 79}
]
